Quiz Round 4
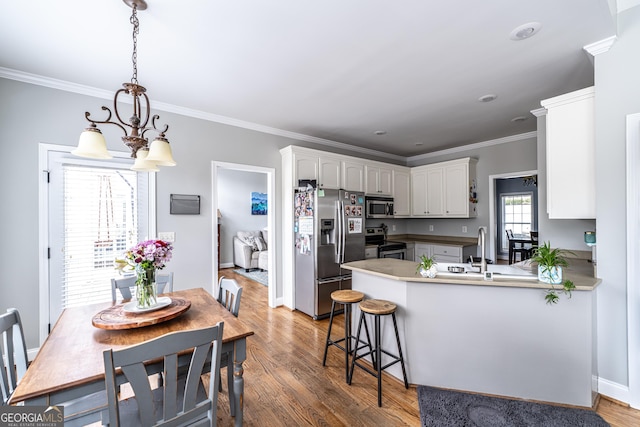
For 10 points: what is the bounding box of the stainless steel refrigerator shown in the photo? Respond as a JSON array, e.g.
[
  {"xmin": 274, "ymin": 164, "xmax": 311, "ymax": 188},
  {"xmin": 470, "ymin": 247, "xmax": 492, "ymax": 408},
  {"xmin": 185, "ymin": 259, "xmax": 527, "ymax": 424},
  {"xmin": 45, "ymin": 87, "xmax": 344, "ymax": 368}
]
[{"xmin": 294, "ymin": 188, "xmax": 365, "ymax": 319}]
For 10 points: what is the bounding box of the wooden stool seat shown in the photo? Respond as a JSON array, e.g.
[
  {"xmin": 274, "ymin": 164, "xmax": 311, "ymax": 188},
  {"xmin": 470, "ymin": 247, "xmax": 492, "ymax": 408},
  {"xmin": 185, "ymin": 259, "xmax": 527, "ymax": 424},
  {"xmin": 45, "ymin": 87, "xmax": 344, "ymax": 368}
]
[
  {"xmin": 359, "ymin": 299, "xmax": 396, "ymax": 315},
  {"xmin": 331, "ymin": 290, "xmax": 365, "ymax": 304},
  {"xmin": 323, "ymin": 290, "xmax": 372, "ymax": 383}
]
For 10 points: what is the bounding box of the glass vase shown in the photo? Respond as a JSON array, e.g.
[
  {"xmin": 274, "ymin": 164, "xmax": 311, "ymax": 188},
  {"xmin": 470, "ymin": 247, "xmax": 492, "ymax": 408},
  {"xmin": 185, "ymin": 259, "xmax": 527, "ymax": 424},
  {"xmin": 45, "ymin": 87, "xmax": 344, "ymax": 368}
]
[{"xmin": 136, "ymin": 267, "xmax": 157, "ymax": 309}]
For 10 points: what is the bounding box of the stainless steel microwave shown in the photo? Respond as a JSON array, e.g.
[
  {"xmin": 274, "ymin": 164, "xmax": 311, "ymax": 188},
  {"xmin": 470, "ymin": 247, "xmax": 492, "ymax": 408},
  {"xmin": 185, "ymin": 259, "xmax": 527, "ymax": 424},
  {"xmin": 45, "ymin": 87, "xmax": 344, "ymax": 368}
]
[{"xmin": 365, "ymin": 196, "xmax": 394, "ymax": 218}]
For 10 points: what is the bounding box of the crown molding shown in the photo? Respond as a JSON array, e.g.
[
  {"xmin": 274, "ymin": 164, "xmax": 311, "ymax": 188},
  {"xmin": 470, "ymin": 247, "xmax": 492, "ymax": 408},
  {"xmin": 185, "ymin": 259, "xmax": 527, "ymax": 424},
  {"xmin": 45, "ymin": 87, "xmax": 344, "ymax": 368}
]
[
  {"xmin": 407, "ymin": 131, "xmax": 537, "ymax": 163},
  {"xmin": 584, "ymin": 36, "xmax": 617, "ymax": 56},
  {"xmin": 530, "ymin": 107, "xmax": 547, "ymax": 117},
  {"xmin": 0, "ymin": 67, "xmax": 405, "ymax": 162}
]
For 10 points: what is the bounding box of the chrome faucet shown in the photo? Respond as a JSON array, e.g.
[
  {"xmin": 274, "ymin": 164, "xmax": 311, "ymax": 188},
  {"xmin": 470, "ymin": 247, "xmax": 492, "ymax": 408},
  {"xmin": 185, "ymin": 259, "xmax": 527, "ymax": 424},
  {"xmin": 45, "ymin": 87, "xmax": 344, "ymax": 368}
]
[{"xmin": 470, "ymin": 227, "xmax": 487, "ymax": 273}]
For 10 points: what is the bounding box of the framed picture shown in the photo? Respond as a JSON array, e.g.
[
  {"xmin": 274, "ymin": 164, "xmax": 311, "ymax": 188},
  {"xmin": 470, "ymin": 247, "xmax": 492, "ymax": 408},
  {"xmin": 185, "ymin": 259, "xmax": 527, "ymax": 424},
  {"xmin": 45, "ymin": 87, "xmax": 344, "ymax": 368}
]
[{"xmin": 251, "ymin": 192, "xmax": 267, "ymax": 215}]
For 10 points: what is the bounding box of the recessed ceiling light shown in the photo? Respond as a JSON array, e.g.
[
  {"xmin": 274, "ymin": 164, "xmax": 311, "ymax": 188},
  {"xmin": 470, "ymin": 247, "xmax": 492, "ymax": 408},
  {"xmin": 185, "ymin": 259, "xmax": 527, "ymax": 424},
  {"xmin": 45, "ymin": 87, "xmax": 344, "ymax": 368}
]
[
  {"xmin": 511, "ymin": 116, "xmax": 528, "ymax": 123},
  {"xmin": 415, "ymin": 142, "xmax": 423, "ymax": 146},
  {"xmin": 374, "ymin": 130, "xmax": 387, "ymax": 136},
  {"xmin": 478, "ymin": 94, "xmax": 497, "ymax": 103},
  {"xmin": 509, "ymin": 22, "xmax": 542, "ymax": 41}
]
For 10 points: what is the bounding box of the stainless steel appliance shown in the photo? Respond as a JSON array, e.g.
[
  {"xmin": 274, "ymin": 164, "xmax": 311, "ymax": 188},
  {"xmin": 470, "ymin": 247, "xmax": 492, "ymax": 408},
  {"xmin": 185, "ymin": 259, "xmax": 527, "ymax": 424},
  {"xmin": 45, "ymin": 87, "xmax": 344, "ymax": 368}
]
[
  {"xmin": 365, "ymin": 196, "xmax": 394, "ymax": 219},
  {"xmin": 365, "ymin": 227, "xmax": 407, "ymax": 260},
  {"xmin": 294, "ymin": 188, "xmax": 366, "ymax": 319}
]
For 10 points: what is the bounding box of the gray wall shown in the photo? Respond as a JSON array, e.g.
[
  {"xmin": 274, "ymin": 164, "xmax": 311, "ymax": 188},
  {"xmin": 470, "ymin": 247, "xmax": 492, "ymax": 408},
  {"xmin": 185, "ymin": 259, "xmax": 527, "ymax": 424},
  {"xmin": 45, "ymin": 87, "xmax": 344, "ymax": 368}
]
[
  {"xmin": 218, "ymin": 169, "xmax": 268, "ymax": 266},
  {"xmin": 592, "ymin": 5, "xmax": 640, "ymax": 388}
]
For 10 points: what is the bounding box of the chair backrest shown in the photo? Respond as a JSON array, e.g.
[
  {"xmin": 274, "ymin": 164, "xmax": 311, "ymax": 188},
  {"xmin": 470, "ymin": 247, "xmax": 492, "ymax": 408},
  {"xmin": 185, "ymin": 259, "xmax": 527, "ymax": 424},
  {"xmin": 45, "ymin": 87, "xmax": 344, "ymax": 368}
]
[
  {"xmin": 111, "ymin": 276, "xmax": 137, "ymax": 301},
  {"xmin": 103, "ymin": 323, "xmax": 224, "ymax": 426},
  {"xmin": 156, "ymin": 272, "xmax": 174, "ymax": 294},
  {"xmin": 217, "ymin": 276, "xmax": 243, "ymax": 317},
  {"xmin": 506, "ymin": 229, "xmax": 514, "ymax": 239},
  {"xmin": 530, "ymin": 231, "xmax": 539, "ymax": 244},
  {"xmin": 0, "ymin": 308, "xmax": 29, "ymax": 405}
]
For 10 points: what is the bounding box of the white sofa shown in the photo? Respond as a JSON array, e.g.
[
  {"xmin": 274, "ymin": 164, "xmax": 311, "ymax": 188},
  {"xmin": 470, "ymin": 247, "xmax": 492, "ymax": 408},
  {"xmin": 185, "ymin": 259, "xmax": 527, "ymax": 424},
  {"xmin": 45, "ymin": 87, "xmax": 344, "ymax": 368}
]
[{"xmin": 233, "ymin": 230, "xmax": 269, "ymax": 271}]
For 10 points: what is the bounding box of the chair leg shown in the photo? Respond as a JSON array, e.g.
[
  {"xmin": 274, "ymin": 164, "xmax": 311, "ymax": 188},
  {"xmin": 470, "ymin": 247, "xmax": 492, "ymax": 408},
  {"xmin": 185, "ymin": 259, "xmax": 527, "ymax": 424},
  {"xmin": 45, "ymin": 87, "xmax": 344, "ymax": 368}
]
[
  {"xmin": 322, "ymin": 301, "xmax": 337, "ymax": 366},
  {"xmin": 375, "ymin": 315, "xmax": 382, "ymax": 407},
  {"xmin": 343, "ymin": 303, "xmax": 351, "ymax": 383},
  {"xmin": 348, "ymin": 312, "xmax": 365, "ymax": 385},
  {"xmin": 392, "ymin": 313, "xmax": 409, "ymax": 389}
]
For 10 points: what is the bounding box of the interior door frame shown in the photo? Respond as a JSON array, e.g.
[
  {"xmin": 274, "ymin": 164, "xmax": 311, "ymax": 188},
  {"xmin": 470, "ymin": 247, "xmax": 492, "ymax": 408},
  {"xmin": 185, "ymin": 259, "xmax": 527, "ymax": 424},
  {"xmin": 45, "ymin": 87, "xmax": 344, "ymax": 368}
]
[
  {"xmin": 211, "ymin": 161, "xmax": 277, "ymax": 308},
  {"xmin": 488, "ymin": 169, "xmax": 537, "ymax": 263}
]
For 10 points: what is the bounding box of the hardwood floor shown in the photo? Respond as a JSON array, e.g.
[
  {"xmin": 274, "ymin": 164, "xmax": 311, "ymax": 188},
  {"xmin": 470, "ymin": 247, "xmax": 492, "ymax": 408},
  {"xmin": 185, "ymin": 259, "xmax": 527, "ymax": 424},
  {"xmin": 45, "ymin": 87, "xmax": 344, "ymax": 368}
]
[{"xmin": 215, "ymin": 268, "xmax": 640, "ymax": 426}]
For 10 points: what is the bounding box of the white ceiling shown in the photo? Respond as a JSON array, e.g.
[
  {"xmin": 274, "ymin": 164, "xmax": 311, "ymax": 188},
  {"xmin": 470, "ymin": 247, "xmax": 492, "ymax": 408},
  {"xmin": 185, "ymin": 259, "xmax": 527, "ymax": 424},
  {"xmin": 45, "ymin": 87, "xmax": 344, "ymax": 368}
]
[{"xmin": 0, "ymin": 0, "xmax": 618, "ymax": 157}]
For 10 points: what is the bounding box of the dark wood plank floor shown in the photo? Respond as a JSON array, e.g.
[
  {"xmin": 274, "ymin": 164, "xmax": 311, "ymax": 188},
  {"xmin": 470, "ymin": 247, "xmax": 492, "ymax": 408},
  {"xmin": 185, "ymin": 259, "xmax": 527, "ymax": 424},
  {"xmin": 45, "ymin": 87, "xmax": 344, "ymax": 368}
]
[{"xmin": 214, "ymin": 268, "xmax": 640, "ymax": 426}]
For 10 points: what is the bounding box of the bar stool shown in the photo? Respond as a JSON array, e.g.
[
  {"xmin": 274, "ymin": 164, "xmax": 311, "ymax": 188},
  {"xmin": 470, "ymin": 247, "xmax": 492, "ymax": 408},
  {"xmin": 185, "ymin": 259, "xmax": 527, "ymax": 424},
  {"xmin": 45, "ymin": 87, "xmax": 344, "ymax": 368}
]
[
  {"xmin": 348, "ymin": 299, "xmax": 408, "ymax": 407},
  {"xmin": 322, "ymin": 289, "xmax": 373, "ymax": 382}
]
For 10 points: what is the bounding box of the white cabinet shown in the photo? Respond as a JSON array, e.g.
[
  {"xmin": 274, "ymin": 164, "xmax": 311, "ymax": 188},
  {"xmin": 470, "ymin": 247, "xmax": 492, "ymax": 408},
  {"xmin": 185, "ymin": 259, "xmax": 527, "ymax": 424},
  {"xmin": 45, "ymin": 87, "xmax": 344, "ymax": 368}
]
[
  {"xmin": 431, "ymin": 244, "xmax": 462, "ymax": 263},
  {"xmin": 405, "ymin": 242, "xmax": 415, "ymax": 262},
  {"xmin": 414, "ymin": 243, "xmax": 431, "ymax": 261},
  {"xmin": 411, "ymin": 158, "xmax": 477, "ymax": 218},
  {"xmin": 293, "ymin": 152, "xmax": 318, "ymax": 186},
  {"xmin": 541, "ymin": 87, "xmax": 595, "ymax": 219},
  {"xmin": 318, "ymin": 156, "xmax": 341, "ymax": 189},
  {"xmin": 365, "ymin": 164, "xmax": 392, "ymax": 195},
  {"xmin": 392, "ymin": 168, "xmax": 411, "ymax": 216},
  {"xmin": 342, "ymin": 160, "xmax": 365, "ymax": 192}
]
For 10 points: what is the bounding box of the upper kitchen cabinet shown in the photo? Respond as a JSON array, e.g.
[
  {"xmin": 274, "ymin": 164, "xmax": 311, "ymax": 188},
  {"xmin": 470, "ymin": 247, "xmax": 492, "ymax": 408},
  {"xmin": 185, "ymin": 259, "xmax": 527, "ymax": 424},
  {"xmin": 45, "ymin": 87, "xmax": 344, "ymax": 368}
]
[
  {"xmin": 318, "ymin": 155, "xmax": 341, "ymax": 189},
  {"xmin": 540, "ymin": 87, "xmax": 595, "ymax": 219},
  {"xmin": 365, "ymin": 164, "xmax": 393, "ymax": 195},
  {"xmin": 411, "ymin": 158, "xmax": 477, "ymax": 218},
  {"xmin": 392, "ymin": 167, "xmax": 411, "ymax": 217},
  {"xmin": 291, "ymin": 150, "xmax": 318, "ymax": 186},
  {"xmin": 342, "ymin": 160, "xmax": 365, "ymax": 192}
]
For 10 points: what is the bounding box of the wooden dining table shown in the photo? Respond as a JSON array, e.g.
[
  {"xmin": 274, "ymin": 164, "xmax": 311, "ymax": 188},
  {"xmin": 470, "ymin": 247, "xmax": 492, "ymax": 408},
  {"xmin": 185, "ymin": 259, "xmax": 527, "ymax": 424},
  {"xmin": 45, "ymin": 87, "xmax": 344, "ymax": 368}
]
[
  {"xmin": 8, "ymin": 287, "xmax": 254, "ymax": 427},
  {"xmin": 508, "ymin": 235, "xmax": 533, "ymax": 264}
]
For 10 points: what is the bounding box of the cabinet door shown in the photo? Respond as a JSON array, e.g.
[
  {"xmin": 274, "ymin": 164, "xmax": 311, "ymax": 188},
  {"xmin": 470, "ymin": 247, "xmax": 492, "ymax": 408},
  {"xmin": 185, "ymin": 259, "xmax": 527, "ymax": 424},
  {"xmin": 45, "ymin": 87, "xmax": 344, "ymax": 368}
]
[
  {"xmin": 365, "ymin": 165, "xmax": 392, "ymax": 195},
  {"xmin": 294, "ymin": 153, "xmax": 318, "ymax": 186},
  {"xmin": 414, "ymin": 244, "xmax": 431, "ymax": 262},
  {"xmin": 365, "ymin": 166, "xmax": 379, "ymax": 195},
  {"xmin": 431, "ymin": 245, "xmax": 462, "ymax": 263},
  {"xmin": 378, "ymin": 167, "xmax": 393, "ymax": 195},
  {"xmin": 393, "ymin": 169, "xmax": 411, "ymax": 216},
  {"xmin": 444, "ymin": 163, "xmax": 468, "ymax": 216},
  {"xmin": 342, "ymin": 160, "xmax": 365, "ymax": 192},
  {"xmin": 426, "ymin": 167, "xmax": 444, "ymax": 216},
  {"xmin": 319, "ymin": 156, "xmax": 341, "ymax": 189},
  {"xmin": 411, "ymin": 170, "xmax": 428, "ymax": 216}
]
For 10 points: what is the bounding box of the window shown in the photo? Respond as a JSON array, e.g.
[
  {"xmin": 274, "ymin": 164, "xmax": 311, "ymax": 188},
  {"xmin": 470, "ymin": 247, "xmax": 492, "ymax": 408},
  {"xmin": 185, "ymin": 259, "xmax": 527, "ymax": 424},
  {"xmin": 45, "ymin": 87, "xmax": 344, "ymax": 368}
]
[{"xmin": 501, "ymin": 193, "xmax": 532, "ymax": 251}]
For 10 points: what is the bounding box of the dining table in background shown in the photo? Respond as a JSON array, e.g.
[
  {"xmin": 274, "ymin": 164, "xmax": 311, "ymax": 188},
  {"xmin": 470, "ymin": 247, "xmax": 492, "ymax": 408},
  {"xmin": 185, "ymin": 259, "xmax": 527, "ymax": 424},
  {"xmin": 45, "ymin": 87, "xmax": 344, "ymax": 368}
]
[{"xmin": 8, "ymin": 287, "xmax": 254, "ymax": 427}]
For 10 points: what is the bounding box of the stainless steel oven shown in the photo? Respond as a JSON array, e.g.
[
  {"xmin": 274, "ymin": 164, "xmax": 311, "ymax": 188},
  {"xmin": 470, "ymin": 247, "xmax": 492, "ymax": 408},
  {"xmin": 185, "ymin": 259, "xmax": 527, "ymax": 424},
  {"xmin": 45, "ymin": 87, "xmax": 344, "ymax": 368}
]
[
  {"xmin": 378, "ymin": 245, "xmax": 407, "ymax": 260},
  {"xmin": 365, "ymin": 227, "xmax": 407, "ymax": 260}
]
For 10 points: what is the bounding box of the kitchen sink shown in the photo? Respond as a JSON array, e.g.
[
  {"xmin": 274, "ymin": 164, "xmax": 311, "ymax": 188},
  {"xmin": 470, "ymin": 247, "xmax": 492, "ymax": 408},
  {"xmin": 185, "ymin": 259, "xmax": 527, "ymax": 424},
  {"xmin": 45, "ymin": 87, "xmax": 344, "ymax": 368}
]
[{"xmin": 435, "ymin": 262, "xmax": 538, "ymax": 281}]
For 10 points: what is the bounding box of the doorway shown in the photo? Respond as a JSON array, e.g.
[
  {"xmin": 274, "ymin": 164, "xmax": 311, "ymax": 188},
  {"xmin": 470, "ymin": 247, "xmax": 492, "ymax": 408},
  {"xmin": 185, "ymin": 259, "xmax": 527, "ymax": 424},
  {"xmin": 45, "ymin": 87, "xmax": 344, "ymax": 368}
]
[
  {"xmin": 212, "ymin": 161, "xmax": 276, "ymax": 308},
  {"xmin": 488, "ymin": 170, "xmax": 538, "ymax": 263}
]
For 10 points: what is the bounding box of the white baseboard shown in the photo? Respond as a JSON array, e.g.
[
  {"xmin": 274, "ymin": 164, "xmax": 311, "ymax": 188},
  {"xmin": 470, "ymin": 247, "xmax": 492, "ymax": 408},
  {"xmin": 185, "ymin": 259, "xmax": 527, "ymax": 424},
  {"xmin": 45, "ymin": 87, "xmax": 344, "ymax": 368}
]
[
  {"xmin": 598, "ymin": 377, "xmax": 630, "ymax": 404},
  {"xmin": 220, "ymin": 262, "xmax": 235, "ymax": 269}
]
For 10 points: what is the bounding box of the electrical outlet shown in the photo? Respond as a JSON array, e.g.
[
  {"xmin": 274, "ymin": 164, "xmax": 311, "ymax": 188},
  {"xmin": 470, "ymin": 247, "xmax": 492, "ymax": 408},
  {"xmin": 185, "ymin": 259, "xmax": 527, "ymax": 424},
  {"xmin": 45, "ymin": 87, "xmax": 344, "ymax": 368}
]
[
  {"xmin": 462, "ymin": 226, "xmax": 468, "ymax": 233},
  {"xmin": 392, "ymin": 224, "xmax": 396, "ymax": 231},
  {"xmin": 429, "ymin": 225, "xmax": 434, "ymax": 232},
  {"xmin": 158, "ymin": 232, "xmax": 175, "ymax": 242}
]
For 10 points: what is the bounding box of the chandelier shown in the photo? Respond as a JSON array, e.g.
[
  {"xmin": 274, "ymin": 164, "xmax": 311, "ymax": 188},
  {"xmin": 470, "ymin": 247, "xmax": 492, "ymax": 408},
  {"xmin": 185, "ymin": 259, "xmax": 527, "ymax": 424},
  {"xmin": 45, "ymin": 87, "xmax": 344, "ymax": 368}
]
[{"xmin": 73, "ymin": 0, "xmax": 176, "ymax": 172}]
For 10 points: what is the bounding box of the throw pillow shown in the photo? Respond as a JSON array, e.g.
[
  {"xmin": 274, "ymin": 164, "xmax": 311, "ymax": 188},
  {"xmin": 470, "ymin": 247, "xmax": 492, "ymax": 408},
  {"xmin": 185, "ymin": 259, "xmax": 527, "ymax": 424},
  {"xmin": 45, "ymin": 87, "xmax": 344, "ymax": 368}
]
[{"xmin": 254, "ymin": 236, "xmax": 267, "ymax": 251}]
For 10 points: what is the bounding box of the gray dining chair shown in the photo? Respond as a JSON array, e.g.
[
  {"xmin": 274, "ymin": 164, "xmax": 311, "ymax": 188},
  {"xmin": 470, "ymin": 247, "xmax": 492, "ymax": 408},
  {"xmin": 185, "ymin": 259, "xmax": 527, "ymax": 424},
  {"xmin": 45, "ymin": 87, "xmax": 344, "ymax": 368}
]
[
  {"xmin": 156, "ymin": 272, "xmax": 174, "ymax": 294},
  {"xmin": 216, "ymin": 276, "xmax": 243, "ymax": 416},
  {"xmin": 111, "ymin": 275, "xmax": 136, "ymax": 301},
  {"xmin": 103, "ymin": 323, "xmax": 224, "ymax": 427},
  {"xmin": 0, "ymin": 308, "xmax": 28, "ymax": 406}
]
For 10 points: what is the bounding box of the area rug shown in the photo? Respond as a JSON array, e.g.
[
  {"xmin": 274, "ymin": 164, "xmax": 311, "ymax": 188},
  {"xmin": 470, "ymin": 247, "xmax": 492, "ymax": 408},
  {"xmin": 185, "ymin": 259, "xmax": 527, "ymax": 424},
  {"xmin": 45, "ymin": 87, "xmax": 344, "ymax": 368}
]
[
  {"xmin": 233, "ymin": 268, "xmax": 268, "ymax": 286},
  {"xmin": 417, "ymin": 386, "xmax": 609, "ymax": 426}
]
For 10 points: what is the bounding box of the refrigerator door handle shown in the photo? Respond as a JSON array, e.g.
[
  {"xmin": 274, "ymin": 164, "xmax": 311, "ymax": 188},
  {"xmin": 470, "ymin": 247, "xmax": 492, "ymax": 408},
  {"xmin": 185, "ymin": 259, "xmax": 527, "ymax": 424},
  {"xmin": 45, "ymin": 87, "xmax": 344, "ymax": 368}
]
[
  {"xmin": 335, "ymin": 200, "xmax": 342, "ymax": 262},
  {"xmin": 340, "ymin": 200, "xmax": 346, "ymax": 263}
]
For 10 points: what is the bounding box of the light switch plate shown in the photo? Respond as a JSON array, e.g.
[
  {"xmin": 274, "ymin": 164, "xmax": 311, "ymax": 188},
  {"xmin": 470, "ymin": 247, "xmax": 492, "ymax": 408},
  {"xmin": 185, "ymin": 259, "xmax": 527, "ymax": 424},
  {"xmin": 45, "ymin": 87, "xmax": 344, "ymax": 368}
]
[
  {"xmin": 462, "ymin": 226, "xmax": 468, "ymax": 233},
  {"xmin": 429, "ymin": 225, "xmax": 434, "ymax": 231},
  {"xmin": 158, "ymin": 232, "xmax": 175, "ymax": 242}
]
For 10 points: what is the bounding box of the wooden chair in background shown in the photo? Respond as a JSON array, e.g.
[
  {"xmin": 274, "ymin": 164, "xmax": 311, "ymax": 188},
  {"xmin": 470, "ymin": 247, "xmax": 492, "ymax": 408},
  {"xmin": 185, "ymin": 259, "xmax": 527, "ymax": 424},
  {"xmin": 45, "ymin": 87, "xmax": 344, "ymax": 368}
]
[
  {"xmin": 111, "ymin": 272, "xmax": 174, "ymax": 301},
  {"xmin": 506, "ymin": 229, "xmax": 529, "ymax": 264},
  {"xmin": 103, "ymin": 324, "xmax": 224, "ymax": 426},
  {"xmin": 216, "ymin": 276, "xmax": 243, "ymax": 416},
  {"xmin": 0, "ymin": 308, "xmax": 28, "ymax": 405}
]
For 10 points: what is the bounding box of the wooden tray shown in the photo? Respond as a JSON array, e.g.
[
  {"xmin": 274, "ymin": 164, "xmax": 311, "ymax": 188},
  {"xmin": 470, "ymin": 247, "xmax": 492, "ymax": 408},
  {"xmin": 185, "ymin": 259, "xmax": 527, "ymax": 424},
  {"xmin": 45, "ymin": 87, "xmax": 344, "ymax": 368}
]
[{"xmin": 92, "ymin": 297, "xmax": 191, "ymax": 330}]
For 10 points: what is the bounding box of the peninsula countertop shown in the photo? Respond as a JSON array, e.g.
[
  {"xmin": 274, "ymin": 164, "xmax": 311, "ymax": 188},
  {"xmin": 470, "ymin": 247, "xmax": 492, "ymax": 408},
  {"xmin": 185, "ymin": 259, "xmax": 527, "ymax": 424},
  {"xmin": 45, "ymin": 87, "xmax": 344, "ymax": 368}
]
[{"xmin": 341, "ymin": 258, "xmax": 601, "ymax": 291}]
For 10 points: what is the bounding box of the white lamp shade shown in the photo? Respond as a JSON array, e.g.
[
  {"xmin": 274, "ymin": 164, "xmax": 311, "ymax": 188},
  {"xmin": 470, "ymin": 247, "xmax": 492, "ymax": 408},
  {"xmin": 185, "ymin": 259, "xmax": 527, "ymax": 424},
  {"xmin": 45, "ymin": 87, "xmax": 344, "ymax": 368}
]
[
  {"xmin": 146, "ymin": 137, "xmax": 176, "ymax": 166},
  {"xmin": 130, "ymin": 149, "xmax": 159, "ymax": 172},
  {"xmin": 72, "ymin": 128, "xmax": 112, "ymax": 159}
]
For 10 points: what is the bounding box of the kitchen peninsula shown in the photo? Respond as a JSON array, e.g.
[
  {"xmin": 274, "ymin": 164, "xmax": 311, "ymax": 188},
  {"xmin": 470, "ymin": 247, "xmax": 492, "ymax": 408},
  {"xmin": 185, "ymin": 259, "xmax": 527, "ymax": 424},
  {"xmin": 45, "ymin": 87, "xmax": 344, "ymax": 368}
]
[{"xmin": 341, "ymin": 258, "xmax": 601, "ymax": 407}]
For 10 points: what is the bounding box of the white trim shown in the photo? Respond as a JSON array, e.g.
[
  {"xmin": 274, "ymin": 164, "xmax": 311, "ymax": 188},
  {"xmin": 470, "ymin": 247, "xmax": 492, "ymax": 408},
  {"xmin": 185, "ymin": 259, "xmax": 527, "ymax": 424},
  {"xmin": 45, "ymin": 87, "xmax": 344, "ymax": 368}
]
[
  {"xmin": 407, "ymin": 132, "xmax": 537, "ymax": 164},
  {"xmin": 598, "ymin": 377, "xmax": 631, "ymax": 404},
  {"xmin": 212, "ymin": 161, "xmax": 277, "ymax": 309},
  {"xmin": 488, "ymin": 170, "xmax": 538, "ymax": 263},
  {"xmin": 0, "ymin": 67, "xmax": 404, "ymax": 163},
  {"xmin": 583, "ymin": 36, "xmax": 617, "ymax": 56},
  {"xmin": 38, "ymin": 143, "xmax": 155, "ymax": 345},
  {"xmin": 626, "ymin": 113, "xmax": 640, "ymax": 408}
]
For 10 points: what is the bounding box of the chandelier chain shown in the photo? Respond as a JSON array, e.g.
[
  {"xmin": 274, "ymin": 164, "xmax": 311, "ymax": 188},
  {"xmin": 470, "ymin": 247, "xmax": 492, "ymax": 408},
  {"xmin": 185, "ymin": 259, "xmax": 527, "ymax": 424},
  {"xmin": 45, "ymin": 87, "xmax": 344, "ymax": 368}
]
[{"xmin": 130, "ymin": 3, "xmax": 139, "ymax": 85}]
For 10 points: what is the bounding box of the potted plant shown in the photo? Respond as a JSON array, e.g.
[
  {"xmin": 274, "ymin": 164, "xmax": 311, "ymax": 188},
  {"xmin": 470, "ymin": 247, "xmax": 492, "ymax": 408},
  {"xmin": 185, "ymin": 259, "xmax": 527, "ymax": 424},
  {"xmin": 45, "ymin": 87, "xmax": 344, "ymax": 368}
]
[
  {"xmin": 529, "ymin": 241, "xmax": 576, "ymax": 304},
  {"xmin": 416, "ymin": 254, "xmax": 438, "ymax": 278}
]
